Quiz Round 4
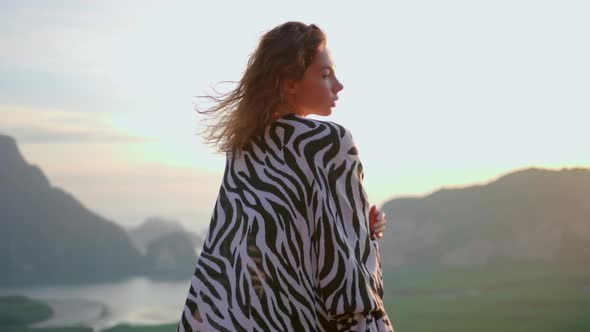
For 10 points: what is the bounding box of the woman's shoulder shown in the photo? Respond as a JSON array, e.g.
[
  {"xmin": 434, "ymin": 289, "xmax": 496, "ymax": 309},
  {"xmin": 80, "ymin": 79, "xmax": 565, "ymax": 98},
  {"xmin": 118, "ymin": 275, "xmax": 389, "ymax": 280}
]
[
  {"xmin": 274, "ymin": 113, "xmax": 351, "ymax": 139},
  {"xmin": 273, "ymin": 113, "xmax": 358, "ymax": 159}
]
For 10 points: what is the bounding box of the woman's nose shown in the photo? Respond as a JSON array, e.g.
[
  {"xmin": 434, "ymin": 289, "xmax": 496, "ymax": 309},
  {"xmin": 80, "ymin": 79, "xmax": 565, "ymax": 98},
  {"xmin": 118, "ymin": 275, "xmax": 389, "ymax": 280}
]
[{"xmin": 335, "ymin": 78, "xmax": 344, "ymax": 92}]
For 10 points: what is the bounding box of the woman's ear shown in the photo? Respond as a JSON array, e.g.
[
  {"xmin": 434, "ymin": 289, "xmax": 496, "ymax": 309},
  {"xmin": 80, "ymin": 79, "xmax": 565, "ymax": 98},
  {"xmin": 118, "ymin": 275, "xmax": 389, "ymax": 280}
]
[{"xmin": 283, "ymin": 79, "xmax": 298, "ymax": 95}]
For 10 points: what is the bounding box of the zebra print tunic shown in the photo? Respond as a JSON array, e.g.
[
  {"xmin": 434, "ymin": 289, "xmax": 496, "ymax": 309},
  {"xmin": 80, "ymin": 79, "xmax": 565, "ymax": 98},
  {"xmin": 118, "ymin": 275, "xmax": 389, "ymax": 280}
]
[{"xmin": 177, "ymin": 113, "xmax": 393, "ymax": 331}]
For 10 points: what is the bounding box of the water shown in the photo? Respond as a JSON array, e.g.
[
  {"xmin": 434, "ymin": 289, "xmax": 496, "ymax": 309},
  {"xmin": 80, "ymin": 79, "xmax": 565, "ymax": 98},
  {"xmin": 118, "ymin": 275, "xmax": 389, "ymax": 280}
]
[{"xmin": 0, "ymin": 277, "xmax": 191, "ymax": 331}]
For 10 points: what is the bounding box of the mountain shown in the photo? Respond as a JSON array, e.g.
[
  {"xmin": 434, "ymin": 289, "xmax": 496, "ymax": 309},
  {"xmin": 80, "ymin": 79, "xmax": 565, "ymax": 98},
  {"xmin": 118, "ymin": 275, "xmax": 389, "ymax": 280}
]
[
  {"xmin": 144, "ymin": 231, "xmax": 199, "ymax": 279},
  {"xmin": 378, "ymin": 167, "xmax": 590, "ymax": 267},
  {"xmin": 0, "ymin": 134, "xmax": 145, "ymax": 286},
  {"xmin": 3, "ymin": 132, "xmax": 588, "ymax": 285},
  {"xmin": 127, "ymin": 217, "xmax": 204, "ymax": 254}
]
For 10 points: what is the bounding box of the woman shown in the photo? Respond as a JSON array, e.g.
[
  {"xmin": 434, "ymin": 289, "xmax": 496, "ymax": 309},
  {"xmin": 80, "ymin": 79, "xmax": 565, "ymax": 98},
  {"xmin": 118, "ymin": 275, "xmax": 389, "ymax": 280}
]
[{"xmin": 177, "ymin": 21, "xmax": 393, "ymax": 331}]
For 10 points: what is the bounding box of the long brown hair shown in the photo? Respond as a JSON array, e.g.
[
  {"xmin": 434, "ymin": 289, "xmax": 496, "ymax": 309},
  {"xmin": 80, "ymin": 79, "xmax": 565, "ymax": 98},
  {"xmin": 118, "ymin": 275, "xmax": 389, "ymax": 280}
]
[{"xmin": 195, "ymin": 22, "xmax": 327, "ymax": 157}]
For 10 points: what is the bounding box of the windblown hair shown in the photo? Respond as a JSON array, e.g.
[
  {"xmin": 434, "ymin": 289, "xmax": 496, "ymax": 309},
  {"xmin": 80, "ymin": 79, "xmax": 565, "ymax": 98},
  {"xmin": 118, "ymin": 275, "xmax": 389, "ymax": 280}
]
[{"xmin": 195, "ymin": 21, "xmax": 327, "ymax": 157}]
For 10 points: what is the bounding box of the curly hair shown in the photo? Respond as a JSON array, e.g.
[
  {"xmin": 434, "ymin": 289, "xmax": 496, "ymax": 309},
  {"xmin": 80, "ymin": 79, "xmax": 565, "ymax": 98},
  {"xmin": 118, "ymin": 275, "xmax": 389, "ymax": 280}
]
[{"xmin": 195, "ymin": 21, "xmax": 327, "ymax": 157}]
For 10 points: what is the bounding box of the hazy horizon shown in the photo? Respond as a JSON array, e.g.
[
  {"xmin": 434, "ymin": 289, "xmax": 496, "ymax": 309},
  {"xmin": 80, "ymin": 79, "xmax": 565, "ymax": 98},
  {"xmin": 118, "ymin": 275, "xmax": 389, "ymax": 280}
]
[{"xmin": 1, "ymin": 0, "xmax": 588, "ymax": 232}]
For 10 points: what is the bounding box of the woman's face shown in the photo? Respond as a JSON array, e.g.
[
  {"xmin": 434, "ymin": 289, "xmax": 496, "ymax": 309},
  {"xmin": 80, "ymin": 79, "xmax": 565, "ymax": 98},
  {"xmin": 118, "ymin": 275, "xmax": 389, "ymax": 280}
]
[{"xmin": 286, "ymin": 44, "xmax": 344, "ymax": 117}]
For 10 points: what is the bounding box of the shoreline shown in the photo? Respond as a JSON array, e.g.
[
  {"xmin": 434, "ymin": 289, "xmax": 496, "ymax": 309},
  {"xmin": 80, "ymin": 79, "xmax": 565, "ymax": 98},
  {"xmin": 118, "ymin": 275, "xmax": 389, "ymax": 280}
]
[{"xmin": 0, "ymin": 295, "xmax": 178, "ymax": 332}]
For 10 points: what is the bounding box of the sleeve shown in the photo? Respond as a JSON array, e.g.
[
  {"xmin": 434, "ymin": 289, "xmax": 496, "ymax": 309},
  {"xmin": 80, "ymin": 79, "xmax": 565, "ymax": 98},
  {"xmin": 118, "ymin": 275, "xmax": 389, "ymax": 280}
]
[{"xmin": 312, "ymin": 125, "xmax": 388, "ymax": 329}]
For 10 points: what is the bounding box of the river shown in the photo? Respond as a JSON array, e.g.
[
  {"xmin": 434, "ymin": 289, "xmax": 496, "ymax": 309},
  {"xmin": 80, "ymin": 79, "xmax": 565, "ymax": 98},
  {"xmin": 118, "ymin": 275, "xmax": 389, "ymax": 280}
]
[{"xmin": 0, "ymin": 277, "xmax": 191, "ymax": 331}]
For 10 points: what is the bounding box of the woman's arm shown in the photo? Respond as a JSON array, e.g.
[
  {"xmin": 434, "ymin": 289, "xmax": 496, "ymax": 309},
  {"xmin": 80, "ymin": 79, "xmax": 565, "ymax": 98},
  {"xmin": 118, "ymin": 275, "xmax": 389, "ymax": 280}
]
[{"xmin": 311, "ymin": 123, "xmax": 390, "ymax": 330}]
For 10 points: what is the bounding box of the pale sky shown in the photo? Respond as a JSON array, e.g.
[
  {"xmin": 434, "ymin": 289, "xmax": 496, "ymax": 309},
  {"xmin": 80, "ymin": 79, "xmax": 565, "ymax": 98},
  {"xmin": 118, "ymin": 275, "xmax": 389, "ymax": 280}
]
[{"xmin": 1, "ymin": 0, "xmax": 588, "ymax": 233}]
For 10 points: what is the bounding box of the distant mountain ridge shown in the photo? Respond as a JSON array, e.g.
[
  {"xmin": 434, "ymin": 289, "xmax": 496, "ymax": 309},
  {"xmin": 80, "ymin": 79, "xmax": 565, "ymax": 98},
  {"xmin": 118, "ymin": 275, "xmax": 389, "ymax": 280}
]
[
  {"xmin": 0, "ymin": 134, "xmax": 198, "ymax": 286},
  {"xmin": 0, "ymin": 134, "xmax": 146, "ymax": 285},
  {"xmin": 378, "ymin": 167, "xmax": 590, "ymax": 267},
  {"xmin": 2, "ymin": 133, "xmax": 588, "ymax": 286},
  {"xmin": 144, "ymin": 232, "xmax": 199, "ymax": 279},
  {"xmin": 128, "ymin": 216, "xmax": 203, "ymax": 255}
]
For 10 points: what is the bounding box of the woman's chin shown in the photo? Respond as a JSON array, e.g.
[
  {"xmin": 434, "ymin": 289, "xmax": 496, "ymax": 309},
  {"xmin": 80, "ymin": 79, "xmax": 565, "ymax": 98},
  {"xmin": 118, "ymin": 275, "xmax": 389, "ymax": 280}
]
[{"xmin": 306, "ymin": 108, "xmax": 332, "ymax": 117}]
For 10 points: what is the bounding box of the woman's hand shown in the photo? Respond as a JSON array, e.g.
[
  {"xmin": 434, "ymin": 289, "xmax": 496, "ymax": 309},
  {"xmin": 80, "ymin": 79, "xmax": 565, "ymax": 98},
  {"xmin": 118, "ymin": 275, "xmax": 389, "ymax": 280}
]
[{"xmin": 369, "ymin": 205, "xmax": 387, "ymax": 239}]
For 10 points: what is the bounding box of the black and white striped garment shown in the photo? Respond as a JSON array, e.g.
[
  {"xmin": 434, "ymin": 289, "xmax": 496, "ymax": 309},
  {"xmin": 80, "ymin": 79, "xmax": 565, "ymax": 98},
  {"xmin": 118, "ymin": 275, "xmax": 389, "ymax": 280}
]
[{"xmin": 177, "ymin": 113, "xmax": 393, "ymax": 331}]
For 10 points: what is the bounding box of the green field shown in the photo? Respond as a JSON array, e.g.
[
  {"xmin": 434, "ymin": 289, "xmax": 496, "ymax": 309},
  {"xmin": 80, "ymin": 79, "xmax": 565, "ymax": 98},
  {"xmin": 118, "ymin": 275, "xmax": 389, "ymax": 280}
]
[
  {"xmin": 2, "ymin": 261, "xmax": 589, "ymax": 331},
  {"xmin": 382, "ymin": 261, "xmax": 590, "ymax": 332}
]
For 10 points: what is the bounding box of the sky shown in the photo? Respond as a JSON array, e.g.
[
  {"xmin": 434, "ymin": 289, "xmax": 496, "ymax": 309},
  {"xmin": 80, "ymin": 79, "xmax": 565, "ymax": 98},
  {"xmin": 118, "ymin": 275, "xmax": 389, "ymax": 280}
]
[{"xmin": 1, "ymin": 0, "xmax": 588, "ymax": 233}]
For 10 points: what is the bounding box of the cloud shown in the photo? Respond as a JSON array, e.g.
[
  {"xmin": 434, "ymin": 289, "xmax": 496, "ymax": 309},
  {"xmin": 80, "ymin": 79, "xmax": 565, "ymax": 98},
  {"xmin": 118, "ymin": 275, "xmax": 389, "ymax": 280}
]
[
  {"xmin": 0, "ymin": 0, "xmax": 151, "ymax": 73},
  {"xmin": 0, "ymin": 67, "xmax": 135, "ymax": 114},
  {"xmin": 0, "ymin": 104, "xmax": 153, "ymax": 144}
]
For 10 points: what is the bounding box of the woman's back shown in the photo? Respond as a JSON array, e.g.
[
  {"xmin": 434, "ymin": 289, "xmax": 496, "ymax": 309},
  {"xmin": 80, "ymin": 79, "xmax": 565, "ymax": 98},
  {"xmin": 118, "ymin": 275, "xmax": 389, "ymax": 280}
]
[{"xmin": 177, "ymin": 113, "xmax": 392, "ymax": 331}]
